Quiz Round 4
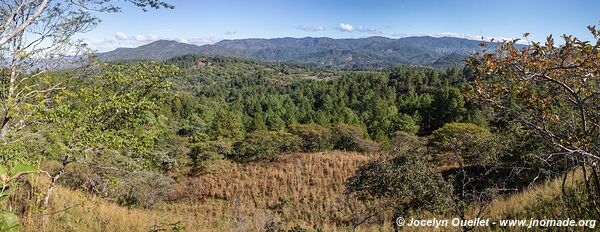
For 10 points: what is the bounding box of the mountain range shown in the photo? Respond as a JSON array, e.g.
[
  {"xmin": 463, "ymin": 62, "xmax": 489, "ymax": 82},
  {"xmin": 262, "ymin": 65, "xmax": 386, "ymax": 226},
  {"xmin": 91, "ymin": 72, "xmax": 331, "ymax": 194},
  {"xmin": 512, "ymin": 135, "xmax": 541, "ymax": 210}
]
[{"xmin": 96, "ymin": 36, "xmax": 495, "ymax": 68}]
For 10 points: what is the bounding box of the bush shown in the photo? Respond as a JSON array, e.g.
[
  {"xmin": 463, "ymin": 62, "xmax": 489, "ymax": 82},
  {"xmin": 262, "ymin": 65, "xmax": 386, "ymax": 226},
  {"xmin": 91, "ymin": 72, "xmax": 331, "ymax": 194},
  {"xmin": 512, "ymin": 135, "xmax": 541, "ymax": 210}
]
[
  {"xmin": 232, "ymin": 131, "xmax": 301, "ymax": 162},
  {"xmin": 387, "ymin": 131, "xmax": 425, "ymax": 155},
  {"xmin": 189, "ymin": 140, "xmax": 228, "ymax": 174},
  {"xmin": 288, "ymin": 124, "xmax": 332, "ymax": 152},
  {"xmin": 118, "ymin": 171, "xmax": 174, "ymax": 208},
  {"xmin": 331, "ymin": 124, "xmax": 380, "ymax": 153},
  {"xmin": 429, "ymin": 123, "xmax": 497, "ymax": 165},
  {"xmin": 210, "ymin": 110, "xmax": 245, "ymax": 140},
  {"xmin": 61, "ymin": 164, "xmax": 174, "ymax": 209},
  {"xmin": 346, "ymin": 150, "xmax": 452, "ymax": 225}
]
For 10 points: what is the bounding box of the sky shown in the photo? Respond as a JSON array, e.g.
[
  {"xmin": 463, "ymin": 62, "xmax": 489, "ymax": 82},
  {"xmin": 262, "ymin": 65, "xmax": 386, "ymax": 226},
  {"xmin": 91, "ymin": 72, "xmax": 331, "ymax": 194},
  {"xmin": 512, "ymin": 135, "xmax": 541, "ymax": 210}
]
[{"xmin": 81, "ymin": 0, "xmax": 600, "ymax": 52}]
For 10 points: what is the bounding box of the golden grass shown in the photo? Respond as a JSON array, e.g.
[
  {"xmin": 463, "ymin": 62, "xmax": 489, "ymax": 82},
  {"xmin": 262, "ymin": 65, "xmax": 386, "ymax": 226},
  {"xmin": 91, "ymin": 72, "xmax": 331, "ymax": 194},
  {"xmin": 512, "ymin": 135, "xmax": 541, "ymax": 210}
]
[
  {"xmin": 12, "ymin": 152, "xmax": 585, "ymax": 232},
  {"xmin": 169, "ymin": 151, "xmax": 377, "ymax": 231},
  {"xmin": 485, "ymin": 168, "xmax": 583, "ymax": 219},
  {"xmin": 18, "ymin": 152, "xmax": 386, "ymax": 232}
]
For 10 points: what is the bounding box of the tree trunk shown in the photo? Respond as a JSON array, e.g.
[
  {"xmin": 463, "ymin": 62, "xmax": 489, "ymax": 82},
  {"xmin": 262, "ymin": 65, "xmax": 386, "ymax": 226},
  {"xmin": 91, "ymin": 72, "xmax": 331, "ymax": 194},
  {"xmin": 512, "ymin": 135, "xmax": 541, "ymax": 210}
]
[{"xmin": 41, "ymin": 155, "xmax": 70, "ymax": 231}]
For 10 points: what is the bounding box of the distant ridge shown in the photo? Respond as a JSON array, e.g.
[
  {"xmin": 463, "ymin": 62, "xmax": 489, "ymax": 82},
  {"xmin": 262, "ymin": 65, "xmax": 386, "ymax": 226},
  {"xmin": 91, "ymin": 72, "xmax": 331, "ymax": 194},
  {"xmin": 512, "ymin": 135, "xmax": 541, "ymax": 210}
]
[{"xmin": 96, "ymin": 36, "xmax": 497, "ymax": 68}]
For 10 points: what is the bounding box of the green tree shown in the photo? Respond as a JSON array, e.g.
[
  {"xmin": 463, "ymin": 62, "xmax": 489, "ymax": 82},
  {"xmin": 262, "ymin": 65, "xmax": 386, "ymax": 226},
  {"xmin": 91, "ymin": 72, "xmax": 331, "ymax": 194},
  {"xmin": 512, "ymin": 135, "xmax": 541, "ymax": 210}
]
[
  {"xmin": 393, "ymin": 113, "xmax": 420, "ymax": 135},
  {"xmin": 210, "ymin": 110, "xmax": 245, "ymax": 141},
  {"xmin": 39, "ymin": 62, "xmax": 179, "ymax": 217},
  {"xmin": 430, "ymin": 123, "xmax": 496, "ymax": 165},
  {"xmin": 232, "ymin": 131, "xmax": 301, "ymax": 162}
]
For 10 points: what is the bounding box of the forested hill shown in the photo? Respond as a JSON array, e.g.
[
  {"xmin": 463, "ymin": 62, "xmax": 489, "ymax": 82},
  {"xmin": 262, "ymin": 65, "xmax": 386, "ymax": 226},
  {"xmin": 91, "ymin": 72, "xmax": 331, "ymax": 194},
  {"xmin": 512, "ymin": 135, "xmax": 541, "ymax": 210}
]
[
  {"xmin": 161, "ymin": 54, "xmax": 478, "ymax": 145},
  {"xmin": 97, "ymin": 36, "xmax": 494, "ymax": 68}
]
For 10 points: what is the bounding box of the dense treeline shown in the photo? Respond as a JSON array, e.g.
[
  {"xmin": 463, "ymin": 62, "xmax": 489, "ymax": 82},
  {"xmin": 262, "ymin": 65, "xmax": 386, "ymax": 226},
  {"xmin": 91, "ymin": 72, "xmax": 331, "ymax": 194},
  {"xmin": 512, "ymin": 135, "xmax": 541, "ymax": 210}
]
[{"xmin": 161, "ymin": 55, "xmax": 484, "ymax": 157}]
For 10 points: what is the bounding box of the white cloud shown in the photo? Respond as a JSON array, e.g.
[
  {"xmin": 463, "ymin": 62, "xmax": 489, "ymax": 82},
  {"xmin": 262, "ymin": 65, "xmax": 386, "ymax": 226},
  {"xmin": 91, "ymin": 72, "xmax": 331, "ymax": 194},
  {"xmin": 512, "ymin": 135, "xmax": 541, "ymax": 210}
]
[
  {"xmin": 115, "ymin": 32, "xmax": 128, "ymax": 40},
  {"xmin": 335, "ymin": 23, "xmax": 382, "ymax": 34},
  {"xmin": 225, "ymin": 31, "xmax": 237, "ymax": 35},
  {"xmin": 337, "ymin": 23, "xmax": 354, "ymax": 32},
  {"xmin": 297, "ymin": 26, "xmax": 325, "ymax": 32},
  {"xmin": 134, "ymin": 35, "xmax": 147, "ymax": 41}
]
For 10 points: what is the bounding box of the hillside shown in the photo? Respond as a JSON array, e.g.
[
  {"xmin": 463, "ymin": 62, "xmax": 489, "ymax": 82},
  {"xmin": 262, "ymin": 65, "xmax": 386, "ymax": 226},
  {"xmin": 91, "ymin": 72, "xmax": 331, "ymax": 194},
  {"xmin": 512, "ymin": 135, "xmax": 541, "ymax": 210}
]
[
  {"xmin": 96, "ymin": 36, "xmax": 494, "ymax": 68},
  {"xmin": 24, "ymin": 152, "xmax": 376, "ymax": 232},
  {"xmin": 21, "ymin": 152, "xmax": 587, "ymax": 232}
]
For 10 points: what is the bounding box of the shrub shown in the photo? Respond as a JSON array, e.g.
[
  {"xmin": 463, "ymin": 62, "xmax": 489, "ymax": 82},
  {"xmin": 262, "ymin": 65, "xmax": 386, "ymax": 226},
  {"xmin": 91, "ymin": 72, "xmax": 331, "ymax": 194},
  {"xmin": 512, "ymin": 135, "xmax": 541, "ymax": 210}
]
[
  {"xmin": 387, "ymin": 131, "xmax": 425, "ymax": 156},
  {"xmin": 331, "ymin": 124, "xmax": 380, "ymax": 153},
  {"xmin": 288, "ymin": 124, "xmax": 332, "ymax": 152},
  {"xmin": 346, "ymin": 150, "xmax": 452, "ymax": 227},
  {"xmin": 189, "ymin": 140, "xmax": 228, "ymax": 174},
  {"xmin": 429, "ymin": 122, "xmax": 497, "ymax": 165},
  {"xmin": 61, "ymin": 164, "xmax": 174, "ymax": 209},
  {"xmin": 118, "ymin": 171, "xmax": 174, "ymax": 209},
  {"xmin": 190, "ymin": 141, "xmax": 222, "ymax": 165},
  {"xmin": 232, "ymin": 131, "xmax": 301, "ymax": 162}
]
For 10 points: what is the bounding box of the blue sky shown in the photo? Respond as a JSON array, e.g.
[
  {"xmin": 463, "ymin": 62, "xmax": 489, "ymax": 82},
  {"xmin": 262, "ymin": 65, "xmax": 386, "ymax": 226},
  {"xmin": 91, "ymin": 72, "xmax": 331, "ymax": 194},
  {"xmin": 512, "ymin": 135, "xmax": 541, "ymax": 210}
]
[{"xmin": 82, "ymin": 0, "xmax": 599, "ymax": 52}]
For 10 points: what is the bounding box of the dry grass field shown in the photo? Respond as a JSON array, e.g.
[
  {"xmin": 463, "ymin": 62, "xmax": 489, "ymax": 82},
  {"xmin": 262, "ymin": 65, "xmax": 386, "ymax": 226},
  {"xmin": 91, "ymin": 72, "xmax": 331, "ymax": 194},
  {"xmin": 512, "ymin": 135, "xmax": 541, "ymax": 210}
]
[
  {"xmin": 17, "ymin": 152, "xmax": 384, "ymax": 231},
  {"xmin": 10, "ymin": 152, "xmax": 582, "ymax": 232}
]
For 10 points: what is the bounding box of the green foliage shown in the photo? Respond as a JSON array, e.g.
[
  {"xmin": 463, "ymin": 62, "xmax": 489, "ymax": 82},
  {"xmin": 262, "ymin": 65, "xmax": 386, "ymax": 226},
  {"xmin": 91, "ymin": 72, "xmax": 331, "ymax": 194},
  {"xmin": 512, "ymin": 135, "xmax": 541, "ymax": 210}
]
[
  {"xmin": 8, "ymin": 164, "xmax": 40, "ymax": 180},
  {"xmin": 331, "ymin": 124, "xmax": 380, "ymax": 153},
  {"xmin": 167, "ymin": 56, "xmax": 475, "ymax": 144},
  {"xmin": 189, "ymin": 139, "xmax": 227, "ymax": 172},
  {"xmin": 41, "ymin": 62, "xmax": 179, "ymax": 169},
  {"xmin": 210, "ymin": 110, "xmax": 245, "ymax": 141},
  {"xmin": 232, "ymin": 131, "xmax": 301, "ymax": 162},
  {"xmin": 0, "ymin": 211, "xmax": 18, "ymax": 232},
  {"xmin": 394, "ymin": 113, "xmax": 420, "ymax": 135},
  {"xmin": 386, "ymin": 131, "xmax": 426, "ymax": 155},
  {"xmin": 346, "ymin": 144, "xmax": 452, "ymax": 217},
  {"xmin": 0, "ymin": 164, "xmax": 40, "ymax": 231},
  {"xmin": 288, "ymin": 124, "xmax": 332, "ymax": 152},
  {"xmin": 430, "ymin": 123, "xmax": 497, "ymax": 165}
]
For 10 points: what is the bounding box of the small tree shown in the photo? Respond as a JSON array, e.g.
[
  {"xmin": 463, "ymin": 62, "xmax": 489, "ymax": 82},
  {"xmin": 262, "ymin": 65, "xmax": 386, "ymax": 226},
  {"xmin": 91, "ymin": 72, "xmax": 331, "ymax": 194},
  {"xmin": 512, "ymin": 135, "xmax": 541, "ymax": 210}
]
[
  {"xmin": 466, "ymin": 25, "xmax": 600, "ymax": 214},
  {"xmin": 331, "ymin": 124, "xmax": 380, "ymax": 153},
  {"xmin": 430, "ymin": 123, "xmax": 501, "ymax": 232},
  {"xmin": 232, "ymin": 130, "xmax": 301, "ymax": 162},
  {"xmin": 430, "ymin": 123, "xmax": 497, "ymax": 165},
  {"xmin": 393, "ymin": 113, "xmax": 420, "ymax": 135},
  {"xmin": 38, "ymin": 62, "xmax": 178, "ymax": 225},
  {"xmin": 346, "ymin": 132, "xmax": 452, "ymax": 231}
]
